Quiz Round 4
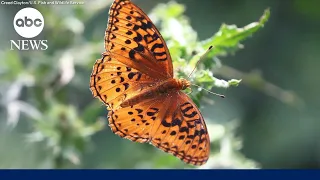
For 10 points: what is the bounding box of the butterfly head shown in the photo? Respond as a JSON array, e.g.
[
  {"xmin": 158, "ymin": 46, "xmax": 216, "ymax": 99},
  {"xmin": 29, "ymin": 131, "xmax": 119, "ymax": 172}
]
[{"xmin": 178, "ymin": 78, "xmax": 191, "ymax": 90}]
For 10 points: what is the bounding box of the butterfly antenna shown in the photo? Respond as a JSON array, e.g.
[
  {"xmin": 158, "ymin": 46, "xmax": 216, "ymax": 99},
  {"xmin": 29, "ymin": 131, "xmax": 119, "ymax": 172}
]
[
  {"xmin": 191, "ymin": 83, "xmax": 225, "ymax": 98},
  {"xmin": 188, "ymin": 46, "xmax": 213, "ymax": 78}
]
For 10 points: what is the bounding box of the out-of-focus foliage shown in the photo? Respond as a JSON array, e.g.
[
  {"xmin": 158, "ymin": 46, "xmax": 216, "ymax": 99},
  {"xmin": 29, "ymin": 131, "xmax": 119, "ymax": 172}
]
[{"xmin": 0, "ymin": 0, "xmax": 319, "ymax": 169}]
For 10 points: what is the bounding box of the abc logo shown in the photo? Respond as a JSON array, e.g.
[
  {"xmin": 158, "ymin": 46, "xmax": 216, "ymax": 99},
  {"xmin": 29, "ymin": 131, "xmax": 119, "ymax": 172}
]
[{"xmin": 13, "ymin": 7, "xmax": 44, "ymax": 38}]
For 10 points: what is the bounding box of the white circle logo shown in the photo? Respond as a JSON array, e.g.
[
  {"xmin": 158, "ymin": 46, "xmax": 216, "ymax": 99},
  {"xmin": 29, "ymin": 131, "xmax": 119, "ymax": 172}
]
[{"xmin": 13, "ymin": 7, "xmax": 44, "ymax": 38}]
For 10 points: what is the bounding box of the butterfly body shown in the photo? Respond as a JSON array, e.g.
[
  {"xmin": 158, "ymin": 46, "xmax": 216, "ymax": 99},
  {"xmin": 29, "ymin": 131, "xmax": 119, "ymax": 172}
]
[
  {"xmin": 90, "ymin": 0, "xmax": 211, "ymax": 166},
  {"xmin": 120, "ymin": 78, "xmax": 190, "ymax": 108}
]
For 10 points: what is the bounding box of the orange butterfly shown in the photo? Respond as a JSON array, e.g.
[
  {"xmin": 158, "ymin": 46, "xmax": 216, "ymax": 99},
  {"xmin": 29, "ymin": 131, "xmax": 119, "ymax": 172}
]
[{"xmin": 90, "ymin": 0, "xmax": 210, "ymax": 166}]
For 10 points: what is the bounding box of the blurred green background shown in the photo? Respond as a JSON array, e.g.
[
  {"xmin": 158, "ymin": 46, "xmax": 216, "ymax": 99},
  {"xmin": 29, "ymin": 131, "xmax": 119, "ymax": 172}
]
[{"xmin": 0, "ymin": 0, "xmax": 319, "ymax": 168}]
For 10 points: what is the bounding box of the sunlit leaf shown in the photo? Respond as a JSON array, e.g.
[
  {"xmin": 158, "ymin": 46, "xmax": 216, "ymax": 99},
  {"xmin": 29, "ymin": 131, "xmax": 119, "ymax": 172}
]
[{"xmin": 202, "ymin": 9, "xmax": 270, "ymax": 57}]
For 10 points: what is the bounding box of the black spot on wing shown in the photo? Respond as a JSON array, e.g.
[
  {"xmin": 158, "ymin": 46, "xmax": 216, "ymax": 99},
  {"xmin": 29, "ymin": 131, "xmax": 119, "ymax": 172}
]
[{"xmin": 151, "ymin": 43, "xmax": 164, "ymax": 52}]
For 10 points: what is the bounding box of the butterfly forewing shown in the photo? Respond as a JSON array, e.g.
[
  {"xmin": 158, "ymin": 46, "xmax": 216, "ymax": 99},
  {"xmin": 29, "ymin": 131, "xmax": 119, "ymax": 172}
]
[
  {"xmin": 109, "ymin": 91, "xmax": 210, "ymax": 166},
  {"xmin": 106, "ymin": 0, "xmax": 173, "ymax": 79}
]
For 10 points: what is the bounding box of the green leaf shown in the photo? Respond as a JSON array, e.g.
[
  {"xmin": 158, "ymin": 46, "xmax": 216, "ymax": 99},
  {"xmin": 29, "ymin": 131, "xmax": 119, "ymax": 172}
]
[
  {"xmin": 196, "ymin": 70, "xmax": 215, "ymax": 83},
  {"xmin": 151, "ymin": 1, "xmax": 185, "ymax": 19},
  {"xmin": 202, "ymin": 8, "xmax": 270, "ymax": 57},
  {"xmin": 150, "ymin": 2, "xmax": 198, "ymax": 54},
  {"xmin": 228, "ymin": 79, "xmax": 242, "ymax": 87}
]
